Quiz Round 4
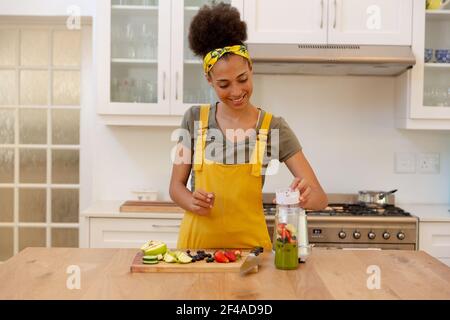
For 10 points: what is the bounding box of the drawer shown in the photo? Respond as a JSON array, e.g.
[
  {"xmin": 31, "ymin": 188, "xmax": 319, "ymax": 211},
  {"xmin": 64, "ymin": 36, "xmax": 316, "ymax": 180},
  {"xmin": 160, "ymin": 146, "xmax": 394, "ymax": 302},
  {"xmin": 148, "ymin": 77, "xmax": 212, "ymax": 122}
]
[
  {"xmin": 419, "ymin": 222, "xmax": 450, "ymax": 258},
  {"xmin": 90, "ymin": 218, "xmax": 181, "ymax": 249}
]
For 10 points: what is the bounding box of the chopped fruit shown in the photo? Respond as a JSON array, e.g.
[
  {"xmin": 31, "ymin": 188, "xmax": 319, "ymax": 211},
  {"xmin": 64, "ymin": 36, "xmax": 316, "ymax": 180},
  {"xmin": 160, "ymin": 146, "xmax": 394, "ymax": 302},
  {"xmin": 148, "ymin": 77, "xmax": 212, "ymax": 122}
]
[
  {"xmin": 175, "ymin": 251, "xmax": 192, "ymax": 264},
  {"xmin": 214, "ymin": 250, "xmax": 229, "ymax": 263},
  {"xmin": 234, "ymin": 250, "xmax": 242, "ymax": 259},
  {"xmin": 224, "ymin": 251, "xmax": 237, "ymax": 262},
  {"xmin": 141, "ymin": 240, "xmax": 167, "ymax": 256},
  {"xmin": 163, "ymin": 252, "xmax": 176, "ymax": 263},
  {"xmin": 157, "ymin": 254, "xmax": 163, "ymax": 261},
  {"xmin": 281, "ymin": 227, "xmax": 292, "ymax": 242},
  {"xmin": 277, "ymin": 223, "xmax": 286, "ymax": 235},
  {"xmin": 285, "ymin": 223, "xmax": 297, "ymax": 235},
  {"xmin": 143, "ymin": 260, "xmax": 159, "ymax": 265}
]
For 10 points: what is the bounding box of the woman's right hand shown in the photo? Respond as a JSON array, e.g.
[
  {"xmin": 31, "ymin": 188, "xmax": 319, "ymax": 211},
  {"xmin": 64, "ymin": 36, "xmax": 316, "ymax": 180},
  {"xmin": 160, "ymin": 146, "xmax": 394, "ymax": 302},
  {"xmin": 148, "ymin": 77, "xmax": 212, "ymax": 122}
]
[{"xmin": 190, "ymin": 189, "xmax": 215, "ymax": 216}]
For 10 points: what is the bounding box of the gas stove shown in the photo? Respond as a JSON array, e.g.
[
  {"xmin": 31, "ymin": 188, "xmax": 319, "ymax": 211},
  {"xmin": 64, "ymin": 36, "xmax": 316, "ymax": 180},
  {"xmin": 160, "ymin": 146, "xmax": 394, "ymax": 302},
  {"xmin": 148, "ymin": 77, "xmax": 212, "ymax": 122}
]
[{"xmin": 263, "ymin": 193, "xmax": 418, "ymax": 250}]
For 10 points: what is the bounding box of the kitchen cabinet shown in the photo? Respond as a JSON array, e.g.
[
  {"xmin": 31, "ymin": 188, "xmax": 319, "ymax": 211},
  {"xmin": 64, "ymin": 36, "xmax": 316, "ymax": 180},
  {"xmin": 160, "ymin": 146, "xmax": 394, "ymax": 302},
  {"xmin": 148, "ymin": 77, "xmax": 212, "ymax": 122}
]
[
  {"xmin": 81, "ymin": 201, "xmax": 273, "ymax": 249},
  {"xmin": 419, "ymin": 222, "xmax": 450, "ymax": 266},
  {"xmin": 395, "ymin": 0, "xmax": 450, "ymax": 130},
  {"xmin": 95, "ymin": 0, "xmax": 243, "ymax": 126},
  {"xmin": 243, "ymin": 0, "xmax": 327, "ymax": 44},
  {"xmin": 90, "ymin": 217, "xmax": 182, "ymax": 249},
  {"xmin": 244, "ymin": 0, "xmax": 412, "ymax": 45}
]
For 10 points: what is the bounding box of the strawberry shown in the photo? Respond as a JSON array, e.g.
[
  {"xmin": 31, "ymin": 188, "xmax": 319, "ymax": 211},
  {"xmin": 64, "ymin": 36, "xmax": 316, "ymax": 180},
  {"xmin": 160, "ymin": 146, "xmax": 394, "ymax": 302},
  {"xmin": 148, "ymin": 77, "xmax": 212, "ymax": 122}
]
[
  {"xmin": 277, "ymin": 223, "xmax": 286, "ymax": 235},
  {"xmin": 234, "ymin": 250, "xmax": 242, "ymax": 259},
  {"xmin": 224, "ymin": 250, "xmax": 237, "ymax": 262},
  {"xmin": 281, "ymin": 228, "xmax": 292, "ymax": 242},
  {"xmin": 214, "ymin": 250, "xmax": 229, "ymax": 263}
]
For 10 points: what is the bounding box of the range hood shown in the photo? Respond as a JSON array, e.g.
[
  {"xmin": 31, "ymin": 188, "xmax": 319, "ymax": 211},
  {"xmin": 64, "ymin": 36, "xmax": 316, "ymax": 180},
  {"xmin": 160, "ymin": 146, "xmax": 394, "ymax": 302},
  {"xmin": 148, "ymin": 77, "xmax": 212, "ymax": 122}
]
[{"xmin": 247, "ymin": 44, "xmax": 416, "ymax": 76}]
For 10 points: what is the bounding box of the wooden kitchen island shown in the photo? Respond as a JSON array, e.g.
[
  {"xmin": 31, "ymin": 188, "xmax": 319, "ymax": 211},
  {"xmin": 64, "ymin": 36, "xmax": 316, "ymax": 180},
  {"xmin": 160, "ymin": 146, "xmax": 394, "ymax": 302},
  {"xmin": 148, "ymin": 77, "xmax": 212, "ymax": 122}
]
[{"xmin": 0, "ymin": 247, "xmax": 449, "ymax": 300}]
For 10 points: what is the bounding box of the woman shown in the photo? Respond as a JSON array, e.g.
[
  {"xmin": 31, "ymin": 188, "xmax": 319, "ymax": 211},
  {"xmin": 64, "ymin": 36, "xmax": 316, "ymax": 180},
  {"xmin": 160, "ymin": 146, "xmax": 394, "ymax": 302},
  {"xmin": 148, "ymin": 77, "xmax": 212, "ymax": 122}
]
[{"xmin": 170, "ymin": 3, "xmax": 327, "ymax": 250}]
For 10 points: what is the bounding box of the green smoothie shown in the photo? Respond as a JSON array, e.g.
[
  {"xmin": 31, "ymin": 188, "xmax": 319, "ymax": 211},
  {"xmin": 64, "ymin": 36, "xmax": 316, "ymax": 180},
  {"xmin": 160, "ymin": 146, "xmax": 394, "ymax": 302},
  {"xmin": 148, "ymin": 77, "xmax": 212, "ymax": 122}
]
[{"xmin": 274, "ymin": 240, "xmax": 299, "ymax": 270}]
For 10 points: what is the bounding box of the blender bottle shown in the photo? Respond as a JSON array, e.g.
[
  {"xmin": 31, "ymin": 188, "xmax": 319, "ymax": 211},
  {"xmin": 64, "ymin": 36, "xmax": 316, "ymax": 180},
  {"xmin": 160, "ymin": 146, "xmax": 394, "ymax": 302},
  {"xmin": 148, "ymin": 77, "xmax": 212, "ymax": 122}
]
[
  {"xmin": 298, "ymin": 207, "xmax": 312, "ymax": 262},
  {"xmin": 273, "ymin": 188, "xmax": 299, "ymax": 270}
]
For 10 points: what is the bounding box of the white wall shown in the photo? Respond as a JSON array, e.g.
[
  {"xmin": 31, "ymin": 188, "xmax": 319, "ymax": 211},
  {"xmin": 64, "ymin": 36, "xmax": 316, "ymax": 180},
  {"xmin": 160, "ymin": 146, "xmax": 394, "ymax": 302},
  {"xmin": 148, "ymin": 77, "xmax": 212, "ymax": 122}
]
[
  {"xmin": 0, "ymin": 0, "xmax": 95, "ymax": 16},
  {"xmin": 89, "ymin": 75, "xmax": 450, "ymax": 205},
  {"xmin": 3, "ymin": 0, "xmax": 447, "ymax": 206}
]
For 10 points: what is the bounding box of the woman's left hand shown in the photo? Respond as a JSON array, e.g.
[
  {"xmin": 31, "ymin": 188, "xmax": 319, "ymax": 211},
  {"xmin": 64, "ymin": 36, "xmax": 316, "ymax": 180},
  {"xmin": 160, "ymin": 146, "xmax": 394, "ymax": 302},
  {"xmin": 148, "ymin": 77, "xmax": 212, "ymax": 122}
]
[{"xmin": 290, "ymin": 177, "xmax": 311, "ymax": 207}]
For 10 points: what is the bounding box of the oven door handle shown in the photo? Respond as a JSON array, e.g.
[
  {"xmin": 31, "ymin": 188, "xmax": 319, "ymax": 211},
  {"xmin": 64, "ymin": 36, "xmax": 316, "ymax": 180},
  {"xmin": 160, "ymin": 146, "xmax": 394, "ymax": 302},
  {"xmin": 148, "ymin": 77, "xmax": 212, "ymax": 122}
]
[{"xmin": 342, "ymin": 248, "xmax": 382, "ymax": 251}]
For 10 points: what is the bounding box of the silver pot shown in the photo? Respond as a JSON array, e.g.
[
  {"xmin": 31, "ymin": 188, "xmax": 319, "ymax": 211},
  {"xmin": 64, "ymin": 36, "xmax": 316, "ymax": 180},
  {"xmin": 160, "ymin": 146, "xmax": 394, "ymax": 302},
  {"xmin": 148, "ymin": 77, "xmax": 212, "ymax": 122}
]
[{"xmin": 358, "ymin": 189, "xmax": 398, "ymax": 207}]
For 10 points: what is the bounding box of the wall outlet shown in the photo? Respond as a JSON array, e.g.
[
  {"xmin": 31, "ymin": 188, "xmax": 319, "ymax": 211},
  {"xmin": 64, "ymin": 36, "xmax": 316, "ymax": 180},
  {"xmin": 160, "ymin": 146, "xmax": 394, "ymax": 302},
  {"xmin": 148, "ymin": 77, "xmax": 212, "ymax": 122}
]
[
  {"xmin": 417, "ymin": 153, "xmax": 440, "ymax": 174},
  {"xmin": 395, "ymin": 152, "xmax": 416, "ymax": 174}
]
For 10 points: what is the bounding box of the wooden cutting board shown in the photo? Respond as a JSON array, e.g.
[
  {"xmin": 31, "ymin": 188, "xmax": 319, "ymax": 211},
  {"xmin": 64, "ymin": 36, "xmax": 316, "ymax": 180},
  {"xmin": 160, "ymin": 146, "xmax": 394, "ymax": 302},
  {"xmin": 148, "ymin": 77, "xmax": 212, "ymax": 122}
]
[
  {"xmin": 120, "ymin": 201, "xmax": 184, "ymax": 213},
  {"xmin": 130, "ymin": 250, "xmax": 254, "ymax": 273}
]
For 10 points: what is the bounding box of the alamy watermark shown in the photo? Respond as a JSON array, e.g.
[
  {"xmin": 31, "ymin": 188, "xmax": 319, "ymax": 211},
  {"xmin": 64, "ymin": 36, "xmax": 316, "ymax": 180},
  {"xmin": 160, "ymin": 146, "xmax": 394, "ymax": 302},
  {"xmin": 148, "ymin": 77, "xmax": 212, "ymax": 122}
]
[
  {"xmin": 66, "ymin": 5, "xmax": 81, "ymax": 30},
  {"xmin": 170, "ymin": 123, "xmax": 281, "ymax": 175},
  {"xmin": 366, "ymin": 265, "xmax": 381, "ymax": 290},
  {"xmin": 66, "ymin": 265, "xmax": 81, "ymax": 290}
]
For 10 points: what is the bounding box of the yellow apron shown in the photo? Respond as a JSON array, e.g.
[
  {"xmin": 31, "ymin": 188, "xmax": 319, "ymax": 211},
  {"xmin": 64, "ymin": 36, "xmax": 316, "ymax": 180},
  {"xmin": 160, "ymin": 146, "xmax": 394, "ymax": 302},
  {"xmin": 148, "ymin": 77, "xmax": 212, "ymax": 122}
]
[{"xmin": 177, "ymin": 104, "xmax": 273, "ymax": 250}]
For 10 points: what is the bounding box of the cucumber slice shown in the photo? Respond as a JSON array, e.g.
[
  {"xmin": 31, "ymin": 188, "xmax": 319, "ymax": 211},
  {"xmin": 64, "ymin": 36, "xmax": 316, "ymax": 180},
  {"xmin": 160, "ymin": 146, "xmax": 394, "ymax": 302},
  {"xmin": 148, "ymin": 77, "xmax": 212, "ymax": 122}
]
[
  {"xmin": 143, "ymin": 255, "xmax": 158, "ymax": 261},
  {"xmin": 142, "ymin": 260, "xmax": 159, "ymax": 265}
]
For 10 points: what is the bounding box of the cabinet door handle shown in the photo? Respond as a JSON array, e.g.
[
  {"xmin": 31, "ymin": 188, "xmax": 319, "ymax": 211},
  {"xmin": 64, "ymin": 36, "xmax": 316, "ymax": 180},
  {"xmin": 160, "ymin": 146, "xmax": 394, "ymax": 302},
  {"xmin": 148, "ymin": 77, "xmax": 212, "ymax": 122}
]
[
  {"xmin": 163, "ymin": 71, "xmax": 167, "ymax": 100},
  {"xmin": 320, "ymin": 0, "xmax": 324, "ymax": 29},
  {"xmin": 333, "ymin": 0, "xmax": 337, "ymax": 29},
  {"xmin": 152, "ymin": 224, "xmax": 181, "ymax": 228},
  {"xmin": 175, "ymin": 71, "xmax": 179, "ymax": 100}
]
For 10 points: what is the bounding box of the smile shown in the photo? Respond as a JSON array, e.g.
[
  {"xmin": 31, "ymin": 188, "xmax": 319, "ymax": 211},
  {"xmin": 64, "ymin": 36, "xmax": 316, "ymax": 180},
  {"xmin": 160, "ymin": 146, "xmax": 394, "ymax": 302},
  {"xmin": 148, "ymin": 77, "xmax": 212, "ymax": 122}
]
[{"xmin": 230, "ymin": 94, "xmax": 246, "ymax": 104}]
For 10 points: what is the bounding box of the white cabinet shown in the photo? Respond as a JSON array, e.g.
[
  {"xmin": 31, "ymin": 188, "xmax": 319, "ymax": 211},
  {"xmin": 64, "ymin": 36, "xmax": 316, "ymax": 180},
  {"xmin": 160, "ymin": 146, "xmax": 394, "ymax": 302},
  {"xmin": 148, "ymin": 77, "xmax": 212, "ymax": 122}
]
[
  {"xmin": 419, "ymin": 222, "xmax": 450, "ymax": 267},
  {"xmin": 244, "ymin": 0, "xmax": 412, "ymax": 45},
  {"xmin": 395, "ymin": 0, "xmax": 450, "ymax": 130},
  {"xmin": 90, "ymin": 217, "xmax": 182, "ymax": 249},
  {"xmin": 244, "ymin": 0, "xmax": 327, "ymax": 44},
  {"xmin": 96, "ymin": 1, "xmax": 171, "ymax": 118},
  {"xmin": 95, "ymin": 0, "xmax": 243, "ymax": 125},
  {"xmin": 328, "ymin": 0, "xmax": 412, "ymax": 45}
]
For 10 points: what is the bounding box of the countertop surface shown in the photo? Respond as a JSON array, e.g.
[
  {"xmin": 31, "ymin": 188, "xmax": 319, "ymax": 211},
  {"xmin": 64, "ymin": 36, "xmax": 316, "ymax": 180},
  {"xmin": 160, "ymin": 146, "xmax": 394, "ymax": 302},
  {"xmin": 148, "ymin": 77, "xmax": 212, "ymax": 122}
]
[
  {"xmin": 82, "ymin": 201, "xmax": 450, "ymax": 222},
  {"xmin": 81, "ymin": 201, "xmax": 184, "ymax": 219},
  {"xmin": 397, "ymin": 203, "xmax": 450, "ymax": 222},
  {"xmin": 1, "ymin": 247, "xmax": 449, "ymax": 300}
]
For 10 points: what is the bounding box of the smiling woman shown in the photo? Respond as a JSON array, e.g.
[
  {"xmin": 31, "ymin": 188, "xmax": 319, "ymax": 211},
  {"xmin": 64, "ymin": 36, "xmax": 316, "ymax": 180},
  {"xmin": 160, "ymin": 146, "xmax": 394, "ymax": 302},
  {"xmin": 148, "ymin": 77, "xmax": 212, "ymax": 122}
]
[{"xmin": 169, "ymin": 3, "xmax": 328, "ymax": 250}]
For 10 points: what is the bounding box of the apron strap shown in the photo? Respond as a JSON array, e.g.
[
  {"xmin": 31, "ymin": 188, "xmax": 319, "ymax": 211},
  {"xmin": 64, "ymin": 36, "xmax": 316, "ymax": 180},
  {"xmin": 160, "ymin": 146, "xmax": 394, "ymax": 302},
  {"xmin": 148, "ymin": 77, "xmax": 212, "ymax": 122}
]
[
  {"xmin": 193, "ymin": 104, "xmax": 210, "ymax": 171},
  {"xmin": 251, "ymin": 112, "xmax": 273, "ymax": 177}
]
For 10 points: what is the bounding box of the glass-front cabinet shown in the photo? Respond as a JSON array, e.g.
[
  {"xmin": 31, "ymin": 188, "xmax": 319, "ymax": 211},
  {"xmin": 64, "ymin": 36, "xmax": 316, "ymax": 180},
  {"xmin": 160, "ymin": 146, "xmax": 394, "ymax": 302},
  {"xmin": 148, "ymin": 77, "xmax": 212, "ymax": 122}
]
[
  {"xmin": 422, "ymin": 9, "xmax": 450, "ymax": 109},
  {"xmin": 97, "ymin": 0, "xmax": 170, "ymax": 116},
  {"xmin": 405, "ymin": 1, "xmax": 450, "ymax": 122},
  {"xmin": 171, "ymin": 0, "xmax": 231, "ymax": 115},
  {"xmin": 96, "ymin": 0, "xmax": 243, "ymax": 123}
]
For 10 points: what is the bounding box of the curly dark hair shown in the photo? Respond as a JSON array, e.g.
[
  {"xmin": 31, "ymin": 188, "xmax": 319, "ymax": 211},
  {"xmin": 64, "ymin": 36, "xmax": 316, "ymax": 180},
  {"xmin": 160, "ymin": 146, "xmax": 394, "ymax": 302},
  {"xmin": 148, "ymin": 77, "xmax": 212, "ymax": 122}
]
[{"xmin": 188, "ymin": 2, "xmax": 248, "ymax": 58}]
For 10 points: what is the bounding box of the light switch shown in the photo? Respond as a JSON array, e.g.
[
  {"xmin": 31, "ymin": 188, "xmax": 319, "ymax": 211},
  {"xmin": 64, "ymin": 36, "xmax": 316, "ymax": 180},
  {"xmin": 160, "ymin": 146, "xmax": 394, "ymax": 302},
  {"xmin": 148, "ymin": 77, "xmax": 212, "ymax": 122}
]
[
  {"xmin": 394, "ymin": 152, "xmax": 416, "ymax": 174},
  {"xmin": 417, "ymin": 153, "xmax": 440, "ymax": 174}
]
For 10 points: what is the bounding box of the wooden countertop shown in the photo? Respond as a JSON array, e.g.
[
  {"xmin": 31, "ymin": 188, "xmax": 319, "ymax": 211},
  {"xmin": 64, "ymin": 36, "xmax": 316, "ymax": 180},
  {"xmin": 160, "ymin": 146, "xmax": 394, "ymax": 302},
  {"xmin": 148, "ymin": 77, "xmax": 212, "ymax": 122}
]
[{"xmin": 0, "ymin": 248, "xmax": 449, "ymax": 300}]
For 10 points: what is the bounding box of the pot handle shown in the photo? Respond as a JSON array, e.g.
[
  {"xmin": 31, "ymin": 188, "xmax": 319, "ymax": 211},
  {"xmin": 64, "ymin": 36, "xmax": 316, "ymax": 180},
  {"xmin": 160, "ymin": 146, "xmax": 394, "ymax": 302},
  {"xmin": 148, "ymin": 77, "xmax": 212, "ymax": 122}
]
[{"xmin": 378, "ymin": 189, "xmax": 398, "ymax": 200}]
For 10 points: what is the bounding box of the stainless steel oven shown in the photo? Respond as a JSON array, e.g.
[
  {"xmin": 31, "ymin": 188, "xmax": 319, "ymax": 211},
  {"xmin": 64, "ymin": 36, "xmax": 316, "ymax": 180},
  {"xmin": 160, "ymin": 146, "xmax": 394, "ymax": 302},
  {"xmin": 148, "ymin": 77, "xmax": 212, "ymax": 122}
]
[{"xmin": 263, "ymin": 193, "xmax": 418, "ymax": 251}]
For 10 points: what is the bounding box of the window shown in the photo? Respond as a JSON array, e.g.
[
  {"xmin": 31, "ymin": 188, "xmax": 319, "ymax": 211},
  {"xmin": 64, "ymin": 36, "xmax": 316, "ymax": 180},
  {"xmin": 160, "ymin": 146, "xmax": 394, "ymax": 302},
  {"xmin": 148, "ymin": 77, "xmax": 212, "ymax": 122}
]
[{"xmin": 0, "ymin": 25, "xmax": 81, "ymax": 261}]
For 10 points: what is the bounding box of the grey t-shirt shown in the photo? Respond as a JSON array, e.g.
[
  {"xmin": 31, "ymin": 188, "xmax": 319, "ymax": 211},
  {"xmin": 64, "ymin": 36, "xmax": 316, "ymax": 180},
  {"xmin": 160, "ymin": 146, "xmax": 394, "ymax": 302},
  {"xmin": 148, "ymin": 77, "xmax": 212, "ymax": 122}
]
[{"xmin": 178, "ymin": 102, "xmax": 302, "ymax": 190}]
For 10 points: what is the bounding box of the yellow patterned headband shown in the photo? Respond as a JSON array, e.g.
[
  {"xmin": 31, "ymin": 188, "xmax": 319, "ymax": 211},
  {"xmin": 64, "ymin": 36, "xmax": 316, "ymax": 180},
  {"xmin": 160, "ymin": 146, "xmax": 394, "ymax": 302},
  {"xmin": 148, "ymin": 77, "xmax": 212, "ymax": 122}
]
[{"xmin": 203, "ymin": 45, "xmax": 252, "ymax": 74}]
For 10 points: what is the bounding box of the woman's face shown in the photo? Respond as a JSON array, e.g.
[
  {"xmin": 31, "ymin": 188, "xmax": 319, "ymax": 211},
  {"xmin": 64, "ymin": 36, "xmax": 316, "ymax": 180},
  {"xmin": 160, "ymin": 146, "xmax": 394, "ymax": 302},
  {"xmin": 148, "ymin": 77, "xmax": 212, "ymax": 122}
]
[{"xmin": 207, "ymin": 54, "xmax": 253, "ymax": 111}]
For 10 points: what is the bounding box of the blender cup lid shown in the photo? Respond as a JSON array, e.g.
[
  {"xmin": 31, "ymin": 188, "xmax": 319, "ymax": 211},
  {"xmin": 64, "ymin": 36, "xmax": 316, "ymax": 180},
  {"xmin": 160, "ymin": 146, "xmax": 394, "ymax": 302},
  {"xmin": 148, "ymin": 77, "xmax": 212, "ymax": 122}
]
[{"xmin": 276, "ymin": 188, "xmax": 300, "ymax": 205}]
